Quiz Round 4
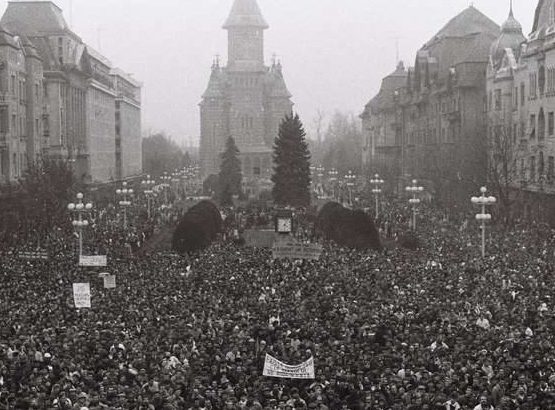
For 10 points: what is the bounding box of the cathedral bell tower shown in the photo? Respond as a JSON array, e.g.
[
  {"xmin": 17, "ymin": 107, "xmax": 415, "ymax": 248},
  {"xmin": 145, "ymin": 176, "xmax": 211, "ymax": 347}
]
[{"xmin": 223, "ymin": 0, "xmax": 269, "ymax": 70}]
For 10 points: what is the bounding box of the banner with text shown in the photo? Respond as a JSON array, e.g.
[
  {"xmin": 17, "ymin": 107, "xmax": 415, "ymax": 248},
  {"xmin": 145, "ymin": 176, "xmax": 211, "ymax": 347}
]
[
  {"xmin": 263, "ymin": 354, "xmax": 315, "ymax": 379},
  {"xmin": 272, "ymin": 242, "xmax": 322, "ymax": 261},
  {"xmin": 73, "ymin": 283, "xmax": 91, "ymax": 308},
  {"xmin": 103, "ymin": 275, "xmax": 116, "ymax": 289},
  {"xmin": 18, "ymin": 250, "xmax": 49, "ymax": 261},
  {"xmin": 79, "ymin": 255, "xmax": 107, "ymax": 267}
]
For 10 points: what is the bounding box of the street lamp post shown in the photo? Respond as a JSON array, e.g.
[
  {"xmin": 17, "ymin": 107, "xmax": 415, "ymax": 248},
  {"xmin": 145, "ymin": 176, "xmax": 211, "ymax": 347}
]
[
  {"xmin": 141, "ymin": 175, "xmax": 156, "ymax": 218},
  {"xmin": 406, "ymin": 179, "xmax": 424, "ymax": 231},
  {"xmin": 160, "ymin": 173, "xmax": 172, "ymax": 203},
  {"xmin": 67, "ymin": 193, "xmax": 93, "ymax": 257},
  {"xmin": 328, "ymin": 168, "xmax": 338, "ymax": 201},
  {"xmin": 370, "ymin": 174, "xmax": 385, "ymax": 219},
  {"xmin": 116, "ymin": 182, "xmax": 133, "ymax": 229},
  {"xmin": 345, "ymin": 170, "xmax": 356, "ymax": 207},
  {"xmin": 471, "ymin": 186, "xmax": 496, "ymax": 258}
]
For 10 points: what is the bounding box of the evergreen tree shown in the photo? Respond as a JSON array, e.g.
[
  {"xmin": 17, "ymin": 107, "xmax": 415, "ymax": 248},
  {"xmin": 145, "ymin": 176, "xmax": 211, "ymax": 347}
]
[
  {"xmin": 272, "ymin": 113, "xmax": 312, "ymax": 207},
  {"xmin": 218, "ymin": 136, "xmax": 242, "ymax": 206}
]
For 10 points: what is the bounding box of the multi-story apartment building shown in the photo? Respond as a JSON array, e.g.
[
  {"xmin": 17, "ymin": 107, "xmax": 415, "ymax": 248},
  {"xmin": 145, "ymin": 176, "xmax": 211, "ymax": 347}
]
[
  {"xmin": 487, "ymin": 0, "xmax": 555, "ymax": 217},
  {"xmin": 0, "ymin": 1, "xmax": 141, "ymax": 184},
  {"xmin": 362, "ymin": 6, "xmax": 500, "ymax": 201},
  {"xmin": 0, "ymin": 25, "xmax": 44, "ymax": 183}
]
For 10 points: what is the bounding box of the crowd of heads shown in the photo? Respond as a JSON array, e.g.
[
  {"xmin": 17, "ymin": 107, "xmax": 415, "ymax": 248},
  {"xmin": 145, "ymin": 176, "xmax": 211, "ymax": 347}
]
[{"xmin": 1, "ymin": 193, "xmax": 555, "ymax": 409}]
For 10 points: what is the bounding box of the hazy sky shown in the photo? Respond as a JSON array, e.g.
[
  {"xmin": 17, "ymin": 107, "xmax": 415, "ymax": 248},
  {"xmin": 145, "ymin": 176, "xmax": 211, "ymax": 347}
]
[{"xmin": 0, "ymin": 0, "xmax": 535, "ymax": 145}]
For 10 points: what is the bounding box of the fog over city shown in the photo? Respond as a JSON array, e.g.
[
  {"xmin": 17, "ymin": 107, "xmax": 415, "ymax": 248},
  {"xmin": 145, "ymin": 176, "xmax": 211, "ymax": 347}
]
[{"xmin": 1, "ymin": 0, "xmax": 532, "ymax": 145}]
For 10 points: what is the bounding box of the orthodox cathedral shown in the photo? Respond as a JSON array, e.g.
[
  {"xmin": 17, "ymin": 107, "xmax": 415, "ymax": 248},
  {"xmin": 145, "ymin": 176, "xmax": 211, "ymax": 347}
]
[{"xmin": 199, "ymin": 0, "xmax": 293, "ymax": 188}]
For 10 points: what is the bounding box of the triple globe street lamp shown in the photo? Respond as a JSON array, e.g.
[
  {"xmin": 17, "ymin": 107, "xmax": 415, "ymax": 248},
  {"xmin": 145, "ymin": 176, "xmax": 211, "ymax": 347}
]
[
  {"xmin": 67, "ymin": 193, "xmax": 93, "ymax": 257},
  {"xmin": 471, "ymin": 186, "xmax": 497, "ymax": 258},
  {"xmin": 142, "ymin": 175, "xmax": 156, "ymax": 218},
  {"xmin": 370, "ymin": 174, "xmax": 385, "ymax": 219},
  {"xmin": 328, "ymin": 169, "xmax": 339, "ymax": 201},
  {"xmin": 406, "ymin": 179, "xmax": 424, "ymax": 231},
  {"xmin": 116, "ymin": 182, "xmax": 133, "ymax": 229},
  {"xmin": 345, "ymin": 170, "xmax": 356, "ymax": 206}
]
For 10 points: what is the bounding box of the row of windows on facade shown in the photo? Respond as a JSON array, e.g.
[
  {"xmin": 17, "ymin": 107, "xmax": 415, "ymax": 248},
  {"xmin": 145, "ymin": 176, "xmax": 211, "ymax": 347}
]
[
  {"xmin": 521, "ymin": 153, "xmax": 555, "ymax": 185},
  {"xmin": 2, "ymin": 74, "xmax": 42, "ymax": 102},
  {"xmin": 406, "ymin": 98, "xmax": 460, "ymax": 122},
  {"xmin": 0, "ymin": 109, "xmax": 43, "ymax": 138},
  {"xmin": 490, "ymin": 109, "xmax": 555, "ymax": 142},
  {"xmin": 385, "ymin": 127, "xmax": 458, "ymax": 146},
  {"xmin": 0, "ymin": 152, "xmax": 28, "ymax": 178},
  {"xmin": 491, "ymin": 67, "xmax": 555, "ymax": 112}
]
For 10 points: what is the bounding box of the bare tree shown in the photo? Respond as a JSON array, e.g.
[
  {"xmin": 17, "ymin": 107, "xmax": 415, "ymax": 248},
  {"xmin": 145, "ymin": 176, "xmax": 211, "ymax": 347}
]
[{"xmin": 487, "ymin": 117, "xmax": 529, "ymax": 223}]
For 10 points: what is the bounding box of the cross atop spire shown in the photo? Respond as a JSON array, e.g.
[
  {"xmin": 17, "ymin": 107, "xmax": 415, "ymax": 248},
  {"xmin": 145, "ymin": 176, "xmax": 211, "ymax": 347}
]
[{"xmin": 223, "ymin": 0, "xmax": 269, "ymax": 30}]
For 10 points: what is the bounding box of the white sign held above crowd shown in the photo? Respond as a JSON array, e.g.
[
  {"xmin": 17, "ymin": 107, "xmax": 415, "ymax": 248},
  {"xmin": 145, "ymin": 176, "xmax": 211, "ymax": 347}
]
[
  {"xmin": 79, "ymin": 255, "xmax": 107, "ymax": 267},
  {"xmin": 73, "ymin": 283, "xmax": 91, "ymax": 308},
  {"xmin": 103, "ymin": 275, "xmax": 116, "ymax": 289},
  {"xmin": 263, "ymin": 354, "xmax": 315, "ymax": 379}
]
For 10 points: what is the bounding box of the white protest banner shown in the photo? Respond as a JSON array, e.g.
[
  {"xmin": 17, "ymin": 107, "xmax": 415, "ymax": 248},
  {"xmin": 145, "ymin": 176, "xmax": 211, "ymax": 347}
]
[
  {"xmin": 263, "ymin": 354, "xmax": 315, "ymax": 379},
  {"xmin": 79, "ymin": 255, "xmax": 107, "ymax": 267},
  {"xmin": 73, "ymin": 283, "xmax": 91, "ymax": 308},
  {"xmin": 103, "ymin": 275, "xmax": 116, "ymax": 289},
  {"xmin": 272, "ymin": 242, "xmax": 322, "ymax": 261}
]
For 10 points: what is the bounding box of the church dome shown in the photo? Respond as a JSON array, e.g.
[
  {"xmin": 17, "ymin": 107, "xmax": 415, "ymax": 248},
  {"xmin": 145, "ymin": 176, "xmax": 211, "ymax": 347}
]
[{"xmin": 490, "ymin": 9, "xmax": 525, "ymax": 69}]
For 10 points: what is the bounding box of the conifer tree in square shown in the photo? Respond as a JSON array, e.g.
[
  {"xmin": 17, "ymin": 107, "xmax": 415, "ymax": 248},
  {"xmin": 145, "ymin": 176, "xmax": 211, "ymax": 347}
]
[
  {"xmin": 218, "ymin": 136, "xmax": 242, "ymax": 206},
  {"xmin": 272, "ymin": 113, "xmax": 312, "ymax": 207}
]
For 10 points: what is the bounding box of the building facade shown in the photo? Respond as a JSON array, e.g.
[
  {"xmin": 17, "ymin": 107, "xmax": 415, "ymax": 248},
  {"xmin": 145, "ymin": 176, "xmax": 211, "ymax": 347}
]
[
  {"xmin": 199, "ymin": 0, "xmax": 293, "ymax": 191},
  {"xmin": 362, "ymin": 6, "xmax": 500, "ymax": 201},
  {"xmin": 0, "ymin": 26, "xmax": 44, "ymax": 183},
  {"xmin": 487, "ymin": 0, "xmax": 555, "ymax": 217},
  {"xmin": 0, "ymin": 1, "xmax": 141, "ymax": 184}
]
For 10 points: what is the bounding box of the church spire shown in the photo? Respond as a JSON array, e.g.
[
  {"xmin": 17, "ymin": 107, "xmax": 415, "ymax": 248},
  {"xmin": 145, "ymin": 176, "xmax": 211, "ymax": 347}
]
[{"xmin": 223, "ymin": 0, "xmax": 269, "ymax": 30}]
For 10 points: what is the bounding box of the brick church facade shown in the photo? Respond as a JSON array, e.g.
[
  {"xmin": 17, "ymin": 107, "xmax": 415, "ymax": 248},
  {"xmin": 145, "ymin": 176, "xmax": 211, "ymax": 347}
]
[{"xmin": 199, "ymin": 0, "xmax": 293, "ymax": 191}]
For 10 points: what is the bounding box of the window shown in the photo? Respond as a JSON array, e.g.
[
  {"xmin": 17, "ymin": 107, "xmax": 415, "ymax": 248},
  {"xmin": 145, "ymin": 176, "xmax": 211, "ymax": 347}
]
[
  {"xmin": 530, "ymin": 114, "xmax": 536, "ymax": 139},
  {"xmin": 551, "ymin": 4, "xmax": 555, "ymax": 25},
  {"xmin": 494, "ymin": 89, "xmax": 502, "ymax": 111},
  {"xmin": 530, "ymin": 156, "xmax": 536, "ymax": 182},
  {"xmin": 539, "ymin": 66, "xmax": 546, "ymax": 95},
  {"xmin": 11, "ymin": 114, "xmax": 16, "ymax": 134},
  {"xmin": 530, "ymin": 73, "xmax": 538, "ymax": 99},
  {"xmin": 35, "ymin": 119, "xmax": 39, "ymax": 134},
  {"xmin": 521, "ymin": 83, "xmax": 525, "ymax": 106},
  {"xmin": 539, "ymin": 109, "xmax": 546, "ymax": 140},
  {"xmin": 10, "ymin": 75, "xmax": 15, "ymax": 95},
  {"xmin": 514, "ymin": 87, "xmax": 518, "ymax": 108},
  {"xmin": 548, "ymin": 156, "xmax": 554, "ymax": 184},
  {"xmin": 539, "ymin": 151, "xmax": 545, "ymax": 179},
  {"xmin": 0, "ymin": 108, "xmax": 7, "ymax": 133},
  {"xmin": 549, "ymin": 112, "xmax": 554, "ymax": 136},
  {"xmin": 35, "ymin": 84, "xmax": 39, "ymax": 101},
  {"xmin": 488, "ymin": 91, "xmax": 492, "ymax": 111}
]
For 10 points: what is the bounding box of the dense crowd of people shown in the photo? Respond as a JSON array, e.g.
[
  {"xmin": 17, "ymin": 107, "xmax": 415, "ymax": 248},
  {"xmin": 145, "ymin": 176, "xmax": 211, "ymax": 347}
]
[{"xmin": 1, "ymin": 193, "xmax": 555, "ymax": 409}]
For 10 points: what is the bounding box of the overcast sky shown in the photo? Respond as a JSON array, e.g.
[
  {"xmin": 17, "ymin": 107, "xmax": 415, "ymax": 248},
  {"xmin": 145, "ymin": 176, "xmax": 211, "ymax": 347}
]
[{"xmin": 1, "ymin": 0, "xmax": 535, "ymax": 145}]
